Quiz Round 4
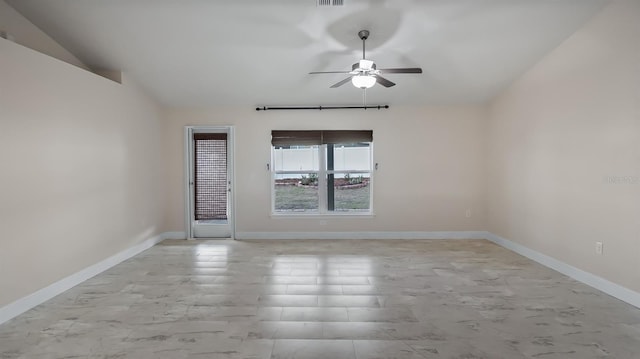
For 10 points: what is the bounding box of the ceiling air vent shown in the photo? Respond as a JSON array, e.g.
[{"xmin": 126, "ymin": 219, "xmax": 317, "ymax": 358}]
[{"xmin": 317, "ymin": 0, "xmax": 344, "ymax": 6}]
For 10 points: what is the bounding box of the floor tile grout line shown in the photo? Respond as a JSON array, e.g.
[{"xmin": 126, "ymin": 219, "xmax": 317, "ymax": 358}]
[{"xmin": 352, "ymin": 339, "xmax": 358, "ymax": 359}]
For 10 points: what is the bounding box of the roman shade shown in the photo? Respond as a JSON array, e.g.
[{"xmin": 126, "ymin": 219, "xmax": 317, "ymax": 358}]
[
  {"xmin": 271, "ymin": 130, "xmax": 373, "ymax": 146},
  {"xmin": 194, "ymin": 133, "xmax": 227, "ymax": 141}
]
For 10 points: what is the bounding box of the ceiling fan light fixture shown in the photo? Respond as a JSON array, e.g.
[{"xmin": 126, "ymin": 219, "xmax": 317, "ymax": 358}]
[{"xmin": 352, "ymin": 75, "xmax": 376, "ymax": 89}]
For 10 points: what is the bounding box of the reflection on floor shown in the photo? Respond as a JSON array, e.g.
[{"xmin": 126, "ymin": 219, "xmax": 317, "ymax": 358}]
[{"xmin": 1, "ymin": 239, "xmax": 640, "ymax": 358}]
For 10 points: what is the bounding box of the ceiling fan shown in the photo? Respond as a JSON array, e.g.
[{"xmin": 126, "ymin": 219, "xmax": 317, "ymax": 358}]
[{"xmin": 310, "ymin": 30, "xmax": 422, "ymax": 89}]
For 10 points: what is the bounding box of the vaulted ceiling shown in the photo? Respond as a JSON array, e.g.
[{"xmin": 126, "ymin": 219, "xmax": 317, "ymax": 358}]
[{"xmin": 9, "ymin": 0, "xmax": 606, "ymax": 107}]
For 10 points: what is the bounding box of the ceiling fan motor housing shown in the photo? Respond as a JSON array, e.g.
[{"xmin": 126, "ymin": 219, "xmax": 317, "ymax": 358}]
[{"xmin": 353, "ymin": 61, "xmax": 375, "ymax": 72}]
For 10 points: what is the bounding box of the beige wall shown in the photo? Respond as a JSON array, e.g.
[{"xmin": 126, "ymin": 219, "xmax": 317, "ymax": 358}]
[
  {"xmin": 163, "ymin": 106, "xmax": 487, "ymax": 235},
  {"xmin": 0, "ymin": 39, "xmax": 165, "ymax": 307},
  {"xmin": 487, "ymin": 0, "xmax": 640, "ymax": 292},
  {"xmin": 0, "ymin": 0, "xmax": 88, "ymax": 70}
]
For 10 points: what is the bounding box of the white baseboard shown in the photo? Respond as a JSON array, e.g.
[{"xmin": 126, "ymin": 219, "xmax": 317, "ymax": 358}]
[
  {"xmin": 484, "ymin": 232, "xmax": 640, "ymax": 309},
  {"xmin": 235, "ymin": 231, "xmax": 487, "ymax": 240},
  {"xmin": 0, "ymin": 231, "xmax": 177, "ymax": 326}
]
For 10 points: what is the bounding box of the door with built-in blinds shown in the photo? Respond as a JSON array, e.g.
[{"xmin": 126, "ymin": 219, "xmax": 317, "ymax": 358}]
[{"xmin": 185, "ymin": 127, "xmax": 233, "ymax": 238}]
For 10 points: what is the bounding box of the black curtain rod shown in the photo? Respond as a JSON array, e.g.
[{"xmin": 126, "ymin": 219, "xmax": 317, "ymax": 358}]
[{"xmin": 256, "ymin": 105, "xmax": 389, "ymax": 111}]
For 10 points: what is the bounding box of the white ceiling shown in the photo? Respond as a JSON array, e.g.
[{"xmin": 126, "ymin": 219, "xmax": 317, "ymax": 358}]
[{"xmin": 8, "ymin": 0, "xmax": 606, "ymax": 107}]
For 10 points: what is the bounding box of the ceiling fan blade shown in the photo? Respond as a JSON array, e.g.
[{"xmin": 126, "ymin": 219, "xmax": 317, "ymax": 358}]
[
  {"xmin": 309, "ymin": 71, "xmax": 351, "ymax": 74},
  {"xmin": 330, "ymin": 77, "xmax": 353, "ymax": 88},
  {"xmin": 378, "ymin": 68, "xmax": 423, "ymax": 74},
  {"xmin": 374, "ymin": 75, "xmax": 396, "ymax": 88}
]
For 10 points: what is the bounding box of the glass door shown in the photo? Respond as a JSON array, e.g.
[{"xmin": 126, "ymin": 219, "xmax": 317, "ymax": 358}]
[{"xmin": 185, "ymin": 127, "xmax": 233, "ymax": 238}]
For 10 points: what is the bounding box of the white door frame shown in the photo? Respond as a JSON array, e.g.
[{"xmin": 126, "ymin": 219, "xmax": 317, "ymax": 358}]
[{"xmin": 184, "ymin": 126, "xmax": 235, "ymax": 239}]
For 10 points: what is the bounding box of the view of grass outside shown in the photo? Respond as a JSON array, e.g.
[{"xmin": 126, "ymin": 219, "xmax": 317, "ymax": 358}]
[
  {"xmin": 274, "ymin": 185, "xmax": 319, "ymax": 211},
  {"xmin": 333, "ymin": 184, "xmax": 370, "ymax": 211},
  {"xmin": 275, "ymin": 183, "xmax": 370, "ymax": 212}
]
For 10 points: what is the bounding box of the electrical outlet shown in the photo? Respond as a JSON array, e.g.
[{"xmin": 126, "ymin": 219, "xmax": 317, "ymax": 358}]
[
  {"xmin": 595, "ymin": 241, "xmax": 603, "ymax": 255},
  {"xmin": 465, "ymin": 209, "xmax": 472, "ymax": 218}
]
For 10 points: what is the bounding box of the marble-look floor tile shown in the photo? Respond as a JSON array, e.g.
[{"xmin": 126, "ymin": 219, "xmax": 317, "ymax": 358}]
[
  {"xmin": 286, "ymin": 284, "xmax": 343, "ymax": 295},
  {"xmin": 248, "ymin": 321, "xmax": 323, "ymax": 339},
  {"xmin": 258, "ymin": 294, "xmax": 318, "ymax": 307},
  {"xmin": 318, "ymin": 276, "xmax": 371, "ymax": 285},
  {"xmin": 322, "ymin": 322, "xmax": 396, "ymax": 340},
  {"xmin": 347, "ymin": 307, "xmax": 419, "ymax": 323},
  {"xmin": 318, "ymin": 295, "xmax": 380, "ymax": 307},
  {"xmin": 271, "ymin": 339, "xmax": 355, "ymax": 359},
  {"xmin": 264, "ymin": 276, "xmax": 318, "ymax": 285},
  {"xmin": 192, "ymin": 294, "xmax": 260, "ymax": 306},
  {"xmin": 186, "ymin": 306, "xmax": 283, "ymax": 321},
  {"xmin": 353, "ymin": 340, "xmax": 426, "ymax": 359},
  {"xmin": 281, "ymin": 307, "xmax": 349, "ymax": 322},
  {"xmin": 188, "ymin": 339, "xmax": 274, "ymax": 359},
  {"xmin": 409, "ymin": 334, "xmax": 532, "ymax": 359},
  {"xmin": 1, "ymin": 238, "xmax": 640, "ymax": 359},
  {"xmin": 341, "ymin": 284, "xmax": 378, "ymax": 295}
]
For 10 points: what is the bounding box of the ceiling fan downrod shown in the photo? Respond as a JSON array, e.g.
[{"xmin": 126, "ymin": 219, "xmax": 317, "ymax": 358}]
[{"xmin": 358, "ymin": 30, "xmax": 369, "ymax": 60}]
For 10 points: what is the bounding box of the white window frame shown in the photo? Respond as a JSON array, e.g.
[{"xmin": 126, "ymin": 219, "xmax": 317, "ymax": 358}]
[{"xmin": 271, "ymin": 143, "xmax": 374, "ymax": 217}]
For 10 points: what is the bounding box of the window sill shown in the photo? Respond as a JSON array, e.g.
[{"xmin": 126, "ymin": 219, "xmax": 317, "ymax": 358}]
[{"xmin": 270, "ymin": 212, "xmax": 375, "ymax": 219}]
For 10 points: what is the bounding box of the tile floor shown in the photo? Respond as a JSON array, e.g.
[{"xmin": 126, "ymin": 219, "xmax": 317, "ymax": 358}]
[{"xmin": 1, "ymin": 239, "xmax": 640, "ymax": 358}]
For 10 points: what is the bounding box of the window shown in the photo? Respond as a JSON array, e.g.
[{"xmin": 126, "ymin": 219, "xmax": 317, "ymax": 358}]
[{"xmin": 272, "ymin": 130, "xmax": 373, "ymax": 215}]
